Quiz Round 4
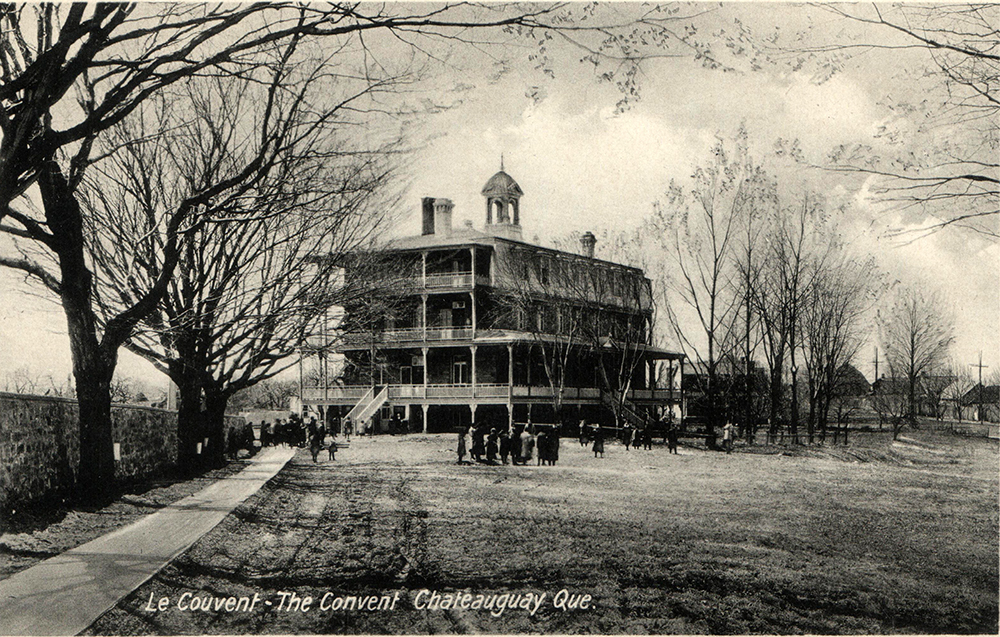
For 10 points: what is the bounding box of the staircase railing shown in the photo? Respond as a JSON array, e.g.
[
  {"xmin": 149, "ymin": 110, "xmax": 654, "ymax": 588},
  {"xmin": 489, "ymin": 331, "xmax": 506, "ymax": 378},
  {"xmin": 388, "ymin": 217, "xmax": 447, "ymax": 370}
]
[
  {"xmin": 355, "ymin": 386, "xmax": 389, "ymax": 425},
  {"xmin": 345, "ymin": 386, "xmax": 375, "ymax": 423},
  {"xmin": 601, "ymin": 389, "xmax": 647, "ymax": 428}
]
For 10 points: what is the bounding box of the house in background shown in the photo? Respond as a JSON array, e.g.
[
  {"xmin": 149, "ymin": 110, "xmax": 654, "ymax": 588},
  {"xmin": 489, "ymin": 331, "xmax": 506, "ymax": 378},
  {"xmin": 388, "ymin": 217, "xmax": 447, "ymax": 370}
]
[
  {"xmin": 298, "ymin": 167, "xmax": 685, "ymax": 433},
  {"xmin": 960, "ymin": 384, "xmax": 1000, "ymax": 423}
]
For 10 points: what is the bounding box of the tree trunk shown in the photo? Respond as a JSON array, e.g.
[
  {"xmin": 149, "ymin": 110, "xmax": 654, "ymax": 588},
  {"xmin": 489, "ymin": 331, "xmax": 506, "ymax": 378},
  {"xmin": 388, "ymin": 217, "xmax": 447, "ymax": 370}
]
[
  {"xmin": 173, "ymin": 369, "xmax": 204, "ymax": 475},
  {"xmin": 204, "ymin": 389, "xmax": 229, "ymax": 469},
  {"xmin": 73, "ymin": 359, "xmax": 116, "ymax": 505},
  {"xmin": 768, "ymin": 367, "xmax": 782, "ymax": 443},
  {"xmin": 51, "ymin": 168, "xmax": 119, "ymax": 505},
  {"xmin": 806, "ymin": 376, "xmax": 816, "ymax": 445}
]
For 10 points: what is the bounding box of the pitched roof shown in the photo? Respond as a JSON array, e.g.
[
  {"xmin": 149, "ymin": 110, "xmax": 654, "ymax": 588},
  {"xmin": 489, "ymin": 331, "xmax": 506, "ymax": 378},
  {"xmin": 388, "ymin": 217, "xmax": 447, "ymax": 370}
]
[{"xmin": 961, "ymin": 384, "xmax": 1000, "ymax": 405}]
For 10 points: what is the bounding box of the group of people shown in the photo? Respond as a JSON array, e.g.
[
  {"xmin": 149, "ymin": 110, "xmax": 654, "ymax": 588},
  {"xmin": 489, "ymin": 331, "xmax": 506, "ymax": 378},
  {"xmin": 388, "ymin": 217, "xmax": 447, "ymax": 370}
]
[
  {"xmin": 455, "ymin": 416, "xmax": 685, "ymax": 463},
  {"xmin": 225, "ymin": 421, "xmax": 259, "ymax": 460},
  {"xmin": 457, "ymin": 424, "xmax": 562, "ymax": 466},
  {"xmin": 258, "ymin": 415, "xmax": 311, "ymax": 448},
  {"xmin": 250, "ymin": 414, "xmax": 346, "ymax": 463}
]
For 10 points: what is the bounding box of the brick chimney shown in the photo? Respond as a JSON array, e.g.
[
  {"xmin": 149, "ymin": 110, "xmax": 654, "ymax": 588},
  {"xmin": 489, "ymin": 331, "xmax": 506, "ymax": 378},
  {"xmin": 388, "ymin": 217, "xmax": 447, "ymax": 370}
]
[
  {"xmin": 421, "ymin": 197, "xmax": 435, "ymax": 235},
  {"xmin": 580, "ymin": 231, "xmax": 596, "ymax": 258},
  {"xmin": 433, "ymin": 198, "xmax": 454, "ymax": 237}
]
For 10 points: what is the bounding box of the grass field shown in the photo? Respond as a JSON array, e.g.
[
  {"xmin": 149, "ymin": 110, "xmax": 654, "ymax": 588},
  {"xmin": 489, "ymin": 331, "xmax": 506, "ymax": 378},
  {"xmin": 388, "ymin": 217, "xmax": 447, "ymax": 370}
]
[{"xmin": 86, "ymin": 430, "xmax": 998, "ymax": 635}]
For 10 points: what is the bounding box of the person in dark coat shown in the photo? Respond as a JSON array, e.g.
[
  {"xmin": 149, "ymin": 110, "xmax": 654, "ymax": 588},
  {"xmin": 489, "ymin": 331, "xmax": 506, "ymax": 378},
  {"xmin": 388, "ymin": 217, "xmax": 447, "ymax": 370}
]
[
  {"xmin": 227, "ymin": 425, "xmax": 240, "ymax": 460},
  {"xmin": 536, "ymin": 429, "xmax": 548, "ymax": 466},
  {"xmin": 486, "ymin": 428, "xmax": 499, "ymax": 464},
  {"xmin": 592, "ymin": 426, "xmax": 605, "ymax": 458},
  {"xmin": 471, "ymin": 425, "xmax": 485, "ymax": 462},
  {"xmin": 309, "ymin": 424, "xmax": 324, "ymax": 463},
  {"xmin": 550, "ymin": 428, "xmax": 560, "ymax": 465},
  {"xmin": 666, "ymin": 420, "xmax": 679, "ymax": 454},
  {"xmin": 457, "ymin": 426, "xmax": 468, "ymax": 464},
  {"xmin": 242, "ymin": 422, "xmax": 257, "ymax": 457},
  {"xmin": 499, "ymin": 429, "xmax": 511, "ymax": 465},
  {"xmin": 642, "ymin": 426, "xmax": 653, "ymax": 451}
]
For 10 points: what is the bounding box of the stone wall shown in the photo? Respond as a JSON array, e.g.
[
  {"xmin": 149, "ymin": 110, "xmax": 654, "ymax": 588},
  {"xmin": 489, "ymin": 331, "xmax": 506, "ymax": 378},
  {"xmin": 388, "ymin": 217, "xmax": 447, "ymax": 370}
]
[{"xmin": 0, "ymin": 392, "xmax": 244, "ymax": 507}]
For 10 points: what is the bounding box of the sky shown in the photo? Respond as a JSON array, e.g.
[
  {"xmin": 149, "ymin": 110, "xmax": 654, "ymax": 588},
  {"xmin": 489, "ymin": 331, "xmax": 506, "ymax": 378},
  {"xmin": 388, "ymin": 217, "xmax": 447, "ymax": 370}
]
[{"xmin": 0, "ymin": 2, "xmax": 996, "ymax": 392}]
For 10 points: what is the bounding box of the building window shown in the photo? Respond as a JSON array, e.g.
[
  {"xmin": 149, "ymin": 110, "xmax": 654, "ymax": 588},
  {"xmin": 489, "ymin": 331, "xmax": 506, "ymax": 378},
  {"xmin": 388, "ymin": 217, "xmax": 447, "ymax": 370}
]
[
  {"xmin": 453, "ymin": 360, "xmax": 469, "ymax": 384},
  {"xmin": 538, "ymin": 257, "xmax": 549, "ymax": 285}
]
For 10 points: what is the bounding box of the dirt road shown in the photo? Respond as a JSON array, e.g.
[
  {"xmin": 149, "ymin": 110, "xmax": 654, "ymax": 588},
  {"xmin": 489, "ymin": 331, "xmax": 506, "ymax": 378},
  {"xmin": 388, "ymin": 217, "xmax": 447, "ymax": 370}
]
[{"xmin": 85, "ymin": 433, "xmax": 998, "ymax": 634}]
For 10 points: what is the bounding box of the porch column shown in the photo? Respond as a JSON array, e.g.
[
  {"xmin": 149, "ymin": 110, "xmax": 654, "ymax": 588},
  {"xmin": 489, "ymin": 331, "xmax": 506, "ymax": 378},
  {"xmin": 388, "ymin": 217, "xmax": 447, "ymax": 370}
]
[
  {"xmin": 508, "ymin": 343, "xmax": 515, "ymax": 427},
  {"xmin": 679, "ymin": 357, "xmax": 685, "ymax": 421},
  {"xmin": 422, "ymin": 346, "xmax": 429, "ymax": 401},
  {"xmin": 422, "ymin": 251, "xmax": 427, "ymax": 287},
  {"xmin": 471, "ymin": 290, "xmax": 477, "ymax": 332},
  {"xmin": 470, "ymin": 345, "xmax": 478, "ymax": 396},
  {"xmin": 422, "ymin": 403, "xmax": 430, "ymax": 433},
  {"xmin": 297, "ymin": 348, "xmax": 305, "ymax": 417},
  {"xmin": 470, "ymin": 247, "xmax": 477, "ymax": 332},
  {"xmin": 421, "ymin": 294, "xmax": 428, "ymax": 339},
  {"xmin": 668, "ymin": 359, "xmax": 675, "ymax": 416},
  {"xmin": 508, "ymin": 343, "xmax": 514, "ymax": 399}
]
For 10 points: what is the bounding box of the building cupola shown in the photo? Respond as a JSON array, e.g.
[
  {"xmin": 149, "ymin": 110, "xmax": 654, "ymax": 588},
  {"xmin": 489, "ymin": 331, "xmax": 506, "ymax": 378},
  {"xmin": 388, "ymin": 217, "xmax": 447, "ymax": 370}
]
[{"xmin": 482, "ymin": 157, "xmax": 523, "ymax": 240}]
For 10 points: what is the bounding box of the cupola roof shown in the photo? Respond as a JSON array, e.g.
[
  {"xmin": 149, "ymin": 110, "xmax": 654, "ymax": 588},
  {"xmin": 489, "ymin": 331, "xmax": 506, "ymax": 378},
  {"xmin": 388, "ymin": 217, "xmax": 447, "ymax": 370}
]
[{"xmin": 481, "ymin": 170, "xmax": 523, "ymax": 198}]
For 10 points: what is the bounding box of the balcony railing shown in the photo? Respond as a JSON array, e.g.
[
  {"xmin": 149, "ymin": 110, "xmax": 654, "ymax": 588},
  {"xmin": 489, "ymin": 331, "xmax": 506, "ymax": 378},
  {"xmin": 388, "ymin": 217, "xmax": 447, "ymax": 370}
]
[
  {"xmin": 425, "ymin": 326, "xmax": 473, "ymax": 341},
  {"xmin": 424, "ymin": 272, "xmax": 473, "ymax": 288},
  {"xmin": 302, "ymin": 384, "xmax": 680, "ymax": 403},
  {"xmin": 339, "ymin": 326, "xmax": 474, "ymax": 346},
  {"xmin": 628, "ymin": 389, "xmax": 678, "ymax": 401},
  {"xmin": 301, "ymin": 386, "xmax": 370, "ymax": 401}
]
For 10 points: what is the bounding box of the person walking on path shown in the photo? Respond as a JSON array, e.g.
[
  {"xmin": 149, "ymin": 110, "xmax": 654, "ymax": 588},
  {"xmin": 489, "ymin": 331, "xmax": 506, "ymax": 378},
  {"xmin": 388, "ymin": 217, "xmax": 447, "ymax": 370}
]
[
  {"xmin": 344, "ymin": 416, "xmax": 352, "ymax": 442},
  {"xmin": 457, "ymin": 426, "xmax": 468, "ymax": 464},
  {"xmin": 309, "ymin": 422, "xmax": 324, "ymax": 463},
  {"xmin": 592, "ymin": 426, "xmax": 605, "ymax": 458},
  {"xmin": 666, "ymin": 420, "xmax": 679, "ymax": 454},
  {"xmin": 642, "ymin": 427, "xmax": 653, "ymax": 450},
  {"xmin": 471, "ymin": 425, "xmax": 485, "ymax": 462},
  {"xmin": 723, "ymin": 421, "xmax": 734, "ymax": 454},
  {"xmin": 328, "ymin": 431, "xmax": 338, "ymax": 460}
]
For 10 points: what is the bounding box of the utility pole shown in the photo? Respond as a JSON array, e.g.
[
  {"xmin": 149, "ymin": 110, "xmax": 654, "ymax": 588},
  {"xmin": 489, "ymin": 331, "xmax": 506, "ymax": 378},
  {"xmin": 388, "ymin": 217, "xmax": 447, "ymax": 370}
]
[{"xmin": 970, "ymin": 352, "xmax": 989, "ymax": 423}]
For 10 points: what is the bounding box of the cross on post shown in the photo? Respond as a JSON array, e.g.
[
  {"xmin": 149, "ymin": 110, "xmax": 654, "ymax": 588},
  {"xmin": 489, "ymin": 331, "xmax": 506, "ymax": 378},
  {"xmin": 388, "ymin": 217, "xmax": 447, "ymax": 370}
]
[{"xmin": 970, "ymin": 352, "xmax": 989, "ymax": 423}]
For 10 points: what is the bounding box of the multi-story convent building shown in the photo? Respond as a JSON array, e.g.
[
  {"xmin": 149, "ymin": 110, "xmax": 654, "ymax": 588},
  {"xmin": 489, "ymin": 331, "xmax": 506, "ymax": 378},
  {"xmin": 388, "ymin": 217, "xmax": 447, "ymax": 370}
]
[{"xmin": 299, "ymin": 168, "xmax": 685, "ymax": 433}]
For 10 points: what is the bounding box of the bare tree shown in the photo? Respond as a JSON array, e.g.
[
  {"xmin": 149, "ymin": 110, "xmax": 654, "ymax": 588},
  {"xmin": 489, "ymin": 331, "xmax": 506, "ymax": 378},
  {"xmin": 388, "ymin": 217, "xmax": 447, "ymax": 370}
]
[
  {"xmin": 944, "ymin": 359, "xmax": 975, "ymax": 423},
  {"xmin": 879, "ymin": 286, "xmax": 955, "ymax": 425},
  {"xmin": 229, "ymin": 379, "xmax": 299, "ymax": 413},
  {"xmin": 800, "ymin": 249, "xmax": 879, "ymax": 443},
  {"xmin": 647, "ymin": 130, "xmax": 769, "ymax": 445},
  {"xmin": 82, "ymin": 64, "xmax": 403, "ymax": 468},
  {"xmin": 786, "ymin": 4, "xmax": 998, "ymax": 237},
  {"xmin": 754, "ymin": 194, "xmax": 835, "ymax": 443},
  {"xmin": 732, "ymin": 165, "xmax": 777, "ymax": 443}
]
